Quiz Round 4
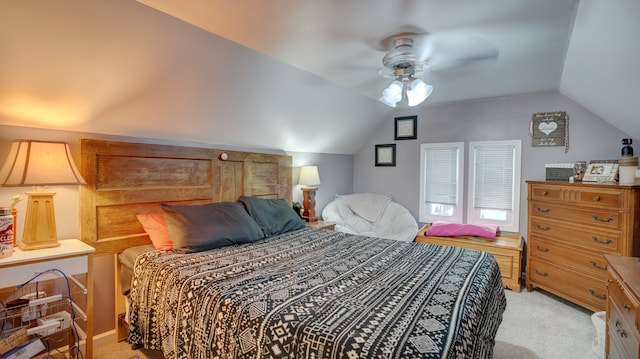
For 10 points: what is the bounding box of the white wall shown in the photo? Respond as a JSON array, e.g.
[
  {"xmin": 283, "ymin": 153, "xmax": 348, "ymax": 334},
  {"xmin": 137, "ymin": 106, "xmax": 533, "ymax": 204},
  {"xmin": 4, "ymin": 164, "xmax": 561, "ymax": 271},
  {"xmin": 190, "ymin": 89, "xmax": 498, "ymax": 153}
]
[
  {"xmin": 289, "ymin": 151, "xmax": 353, "ymax": 218},
  {"xmin": 354, "ymin": 90, "xmax": 638, "ymax": 234}
]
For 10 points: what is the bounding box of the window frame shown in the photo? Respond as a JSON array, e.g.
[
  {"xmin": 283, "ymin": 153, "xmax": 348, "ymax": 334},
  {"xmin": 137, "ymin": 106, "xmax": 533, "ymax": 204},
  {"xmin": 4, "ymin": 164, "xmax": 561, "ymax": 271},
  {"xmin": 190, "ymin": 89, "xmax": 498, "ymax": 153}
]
[
  {"xmin": 466, "ymin": 139, "xmax": 522, "ymax": 232},
  {"xmin": 419, "ymin": 142, "xmax": 465, "ymax": 224}
]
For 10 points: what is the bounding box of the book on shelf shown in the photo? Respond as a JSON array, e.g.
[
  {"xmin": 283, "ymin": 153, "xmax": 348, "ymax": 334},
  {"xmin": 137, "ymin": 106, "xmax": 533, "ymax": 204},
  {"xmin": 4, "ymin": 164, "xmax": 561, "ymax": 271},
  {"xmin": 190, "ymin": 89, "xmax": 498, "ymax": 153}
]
[{"xmin": 0, "ymin": 338, "xmax": 45, "ymax": 359}]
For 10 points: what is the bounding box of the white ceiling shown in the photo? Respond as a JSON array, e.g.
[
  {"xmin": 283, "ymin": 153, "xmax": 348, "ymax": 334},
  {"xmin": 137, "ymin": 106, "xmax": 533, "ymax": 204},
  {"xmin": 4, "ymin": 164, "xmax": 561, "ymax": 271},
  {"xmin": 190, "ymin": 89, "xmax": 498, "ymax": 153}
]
[
  {"xmin": 136, "ymin": 0, "xmax": 578, "ymax": 105},
  {"xmin": 0, "ymin": 1, "xmax": 638, "ymax": 154}
]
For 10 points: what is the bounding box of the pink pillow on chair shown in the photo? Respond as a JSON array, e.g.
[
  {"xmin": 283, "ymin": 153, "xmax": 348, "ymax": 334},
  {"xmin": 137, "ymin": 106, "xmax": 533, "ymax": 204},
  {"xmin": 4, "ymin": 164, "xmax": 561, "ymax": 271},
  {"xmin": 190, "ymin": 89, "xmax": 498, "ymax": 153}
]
[
  {"xmin": 137, "ymin": 213, "xmax": 173, "ymax": 251},
  {"xmin": 425, "ymin": 221, "xmax": 499, "ymax": 239}
]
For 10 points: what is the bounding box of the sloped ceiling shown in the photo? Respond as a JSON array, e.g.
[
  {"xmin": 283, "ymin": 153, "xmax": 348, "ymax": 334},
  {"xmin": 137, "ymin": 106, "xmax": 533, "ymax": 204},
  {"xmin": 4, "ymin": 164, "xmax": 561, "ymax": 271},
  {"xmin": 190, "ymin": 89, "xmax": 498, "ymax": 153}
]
[
  {"xmin": 560, "ymin": 0, "xmax": 640, "ymax": 141},
  {"xmin": 0, "ymin": 1, "xmax": 638, "ymax": 154}
]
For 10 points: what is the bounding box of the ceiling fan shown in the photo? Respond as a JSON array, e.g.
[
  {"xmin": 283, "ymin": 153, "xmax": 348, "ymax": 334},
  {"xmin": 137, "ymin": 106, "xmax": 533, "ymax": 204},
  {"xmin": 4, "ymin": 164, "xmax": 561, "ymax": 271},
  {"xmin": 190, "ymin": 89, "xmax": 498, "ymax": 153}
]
[{"xmin": 377, "ymin": 31, "xmax": 499, "ymax": 107}]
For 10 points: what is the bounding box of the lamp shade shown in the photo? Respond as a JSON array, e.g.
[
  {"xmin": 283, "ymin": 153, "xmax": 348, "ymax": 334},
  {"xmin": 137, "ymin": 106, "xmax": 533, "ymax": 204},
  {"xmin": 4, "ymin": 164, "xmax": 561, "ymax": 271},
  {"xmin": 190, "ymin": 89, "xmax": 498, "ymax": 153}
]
[
  {"xmin": 0, "ymin": 140, "xmax": 86, "ymax": 186},
  {"xmin": 299, "ymin": 166, "xmax": 321, "ymax": 187}
]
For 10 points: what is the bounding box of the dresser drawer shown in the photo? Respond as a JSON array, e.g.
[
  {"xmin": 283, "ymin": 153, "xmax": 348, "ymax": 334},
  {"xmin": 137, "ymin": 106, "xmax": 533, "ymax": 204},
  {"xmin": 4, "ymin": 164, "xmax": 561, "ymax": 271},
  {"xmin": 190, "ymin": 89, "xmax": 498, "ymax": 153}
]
[
  {"xmin": 529, "ymin": 218, "xmax": 621, "ymax": 253},
  {"xmin": 530, "ymin": 184, "xmax": 564, "ymax": 201},
  {"xmin": 608, "ymin": 335, "xmax": 631, "ymax": 359},
  {"xmin": 530, "ymin": 201, "xmax": 622, "ymax": 231},
  {"xmin": 530, "ymin": 184, "xmax": 624, "ymax": 209},
  {"xmin": 530, "ymin": 237, "xmax": 608, "ymax": 280},
  {"xmin": 578, "ymin": 188, "xmax": 625, "ymax": 209},
  {"xmin": 609, "ymin": 299, "xmax": 640, "ymax": 358},
  {"xmin": 609, "ymin": 278, "xmax": 639, "ymax": 332},
  {"xmin": 529, "ymin": 258, "xmax": 607, "ymax": 310}
]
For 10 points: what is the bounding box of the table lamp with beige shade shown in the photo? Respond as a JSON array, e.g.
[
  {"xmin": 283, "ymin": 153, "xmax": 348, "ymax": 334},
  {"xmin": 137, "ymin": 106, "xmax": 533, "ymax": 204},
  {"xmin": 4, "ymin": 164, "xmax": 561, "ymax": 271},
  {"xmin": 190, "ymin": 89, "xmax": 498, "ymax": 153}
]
[
  {"xmin": 0, "ymin": 140, "xmax": 86, "ymax": 250},
  {"xmin": 298, "ymin": 165, "xmax": 320, "ymax": 222}
]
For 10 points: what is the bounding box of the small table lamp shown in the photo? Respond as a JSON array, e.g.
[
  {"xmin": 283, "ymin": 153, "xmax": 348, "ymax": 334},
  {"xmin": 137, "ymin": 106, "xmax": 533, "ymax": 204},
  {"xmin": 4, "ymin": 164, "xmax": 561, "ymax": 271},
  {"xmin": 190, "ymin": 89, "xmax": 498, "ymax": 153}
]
[
  {"xmin": 299, "ymin": 166, "xmax": 320, "ymax": 222},
  {"xmin": 0, "ymin": 140, "xmax": 86, "ymax": 250}
]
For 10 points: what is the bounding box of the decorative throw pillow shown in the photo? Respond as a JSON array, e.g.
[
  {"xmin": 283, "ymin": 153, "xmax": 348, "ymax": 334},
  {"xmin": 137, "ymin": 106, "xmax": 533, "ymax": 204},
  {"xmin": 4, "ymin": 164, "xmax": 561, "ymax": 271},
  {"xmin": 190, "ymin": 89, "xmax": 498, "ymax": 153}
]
[
  {"xmin": 136, "ymin": 213, "xmax": 173, "ymax": 251},
  {"xmin": 160, "ymin": 201, "xmax": 265, "ymax": 253},
  {"xmin": 238, "ymin": 196, "xmax": 305, "ymax": 237},
  {"xmin": 425, "ymin": 221, "xmax": 499, "ymax": 239}
]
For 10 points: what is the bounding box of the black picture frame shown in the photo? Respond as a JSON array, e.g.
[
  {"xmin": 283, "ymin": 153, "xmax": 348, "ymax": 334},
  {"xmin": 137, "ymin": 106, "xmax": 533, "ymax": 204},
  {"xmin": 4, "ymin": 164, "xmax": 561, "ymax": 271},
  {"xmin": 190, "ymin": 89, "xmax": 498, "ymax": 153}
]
[
  {"xmin": 375, "ymin": 144, "xmax": 396, "ymax": 167},
  {"xmin": 394, "ymin": 115, "xmax": 417, "ymax": 140}
]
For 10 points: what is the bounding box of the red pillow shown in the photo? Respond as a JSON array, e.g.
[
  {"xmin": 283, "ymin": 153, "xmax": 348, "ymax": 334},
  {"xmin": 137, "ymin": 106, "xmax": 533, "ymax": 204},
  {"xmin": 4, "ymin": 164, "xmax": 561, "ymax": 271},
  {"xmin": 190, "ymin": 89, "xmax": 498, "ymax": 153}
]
[
  {"xmin": 136, "ymin": 213, "xmax": 173, "ymax": 251},
  {"xmin": 425, "ymin": 221, "xmax": 499, "ymax": 239}
]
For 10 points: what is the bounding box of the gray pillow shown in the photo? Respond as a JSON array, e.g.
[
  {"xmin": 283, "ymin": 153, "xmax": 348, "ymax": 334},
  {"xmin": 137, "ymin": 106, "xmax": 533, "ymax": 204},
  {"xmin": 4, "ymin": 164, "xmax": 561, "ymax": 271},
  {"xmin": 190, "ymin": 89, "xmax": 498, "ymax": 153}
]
[
  {"xmin": 160, "ymin": 201, "xmax": 265, "ymax": 253},
  {"xmin": 238, "ymin": 196, "xmax": 305, "ymax": 237}
]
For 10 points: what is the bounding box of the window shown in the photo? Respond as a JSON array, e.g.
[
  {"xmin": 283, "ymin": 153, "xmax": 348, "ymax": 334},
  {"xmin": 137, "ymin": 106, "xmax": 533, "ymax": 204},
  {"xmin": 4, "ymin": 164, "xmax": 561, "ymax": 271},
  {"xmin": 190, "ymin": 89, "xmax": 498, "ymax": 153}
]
[
  {"xmin": 419, "ymin": 142, "xmax": 464, "ymax": 223},
  {"xmin": 467, "ymin": 140, "xmax": 522, "ymax": 232}
]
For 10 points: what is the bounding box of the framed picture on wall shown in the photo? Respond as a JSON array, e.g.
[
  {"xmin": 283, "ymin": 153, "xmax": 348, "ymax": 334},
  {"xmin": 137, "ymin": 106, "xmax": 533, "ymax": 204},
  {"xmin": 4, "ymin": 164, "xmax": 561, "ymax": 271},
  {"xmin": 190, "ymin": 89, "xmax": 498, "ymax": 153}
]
[
  {"xmin": 394, "ymin": 115, "xmax": 417, "ymax": 140},
  {"xmin": 375, "ymin": 144, "xmax": 396, "ymax": 166}
]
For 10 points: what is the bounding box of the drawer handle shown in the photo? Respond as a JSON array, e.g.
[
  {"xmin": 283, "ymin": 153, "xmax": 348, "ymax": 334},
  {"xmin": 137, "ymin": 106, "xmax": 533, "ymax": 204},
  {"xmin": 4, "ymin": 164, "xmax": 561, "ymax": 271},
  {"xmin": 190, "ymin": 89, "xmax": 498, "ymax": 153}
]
[
  {"xmin": 541, "ymin": 191, "xmax": 548, "ymax": 196},
  {"xmin": 593, "ymin": 195, "xmax": 601, "ymax": 201},
  {"xmin": 615, "ymin": 320, "xmax": 627, "ymax": 338},
  {"xmin": 592, "ymin": 215, "xmax": 613, "ymax": 223},
  {"xmin": 534, "ymin": 269, "xmax": 548, "ymax": 277},
  {"xmin": 592, "ymin": 236, "xmax": 613, "ymax": 245},
  {"xmin": 535, "ymin": 245, "xmax": 550, "ymax": 252},
  {"xmin": 589, "ymin": 289, "xmax": 606, "ymax": 300},
  {"xmin": 590, "ymin": 261, "xmax": 607, "ymax": 270},
  {"xmin": 535, "ymin": 207, "xmax": 551, "ymax": 213},
  {"xmin": 535, "ymin": 224, "xmax": 551, "ymax": 231}
]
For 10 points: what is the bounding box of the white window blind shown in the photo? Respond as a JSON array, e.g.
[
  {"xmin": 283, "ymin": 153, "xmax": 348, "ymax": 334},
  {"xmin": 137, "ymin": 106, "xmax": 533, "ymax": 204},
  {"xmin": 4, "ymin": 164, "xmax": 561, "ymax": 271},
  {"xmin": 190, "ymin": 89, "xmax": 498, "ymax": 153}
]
[
  {"xmin": 467, "ymin": 140, "xmax": 521, "ymax": 232},
  {"xmin": 419, "ymin": 142, "xmax": 464, "ymax": 223},
  {"xmin": 424, "ymin": 147, "xmax": 459, "ymax": 205},
  {"xmin": 473, "ymin": 144, "xmax": 514, "ymax": 210}
]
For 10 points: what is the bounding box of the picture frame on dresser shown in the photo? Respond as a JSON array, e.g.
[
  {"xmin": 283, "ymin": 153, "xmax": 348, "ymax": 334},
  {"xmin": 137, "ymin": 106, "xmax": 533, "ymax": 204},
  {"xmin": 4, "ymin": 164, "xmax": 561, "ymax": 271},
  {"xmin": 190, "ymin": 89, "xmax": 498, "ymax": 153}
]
[{"xmin": 582, "ymin": 161, "xmax": 618, "ymax": 182}]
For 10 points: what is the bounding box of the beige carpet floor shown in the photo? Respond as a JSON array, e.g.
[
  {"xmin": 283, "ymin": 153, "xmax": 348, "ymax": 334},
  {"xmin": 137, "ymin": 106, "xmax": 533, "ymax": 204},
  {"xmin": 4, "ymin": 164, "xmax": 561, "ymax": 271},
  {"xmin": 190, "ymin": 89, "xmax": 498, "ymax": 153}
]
[{"xmin": 95, "ymin": 288, "xmax": 600, "ymax": 359}]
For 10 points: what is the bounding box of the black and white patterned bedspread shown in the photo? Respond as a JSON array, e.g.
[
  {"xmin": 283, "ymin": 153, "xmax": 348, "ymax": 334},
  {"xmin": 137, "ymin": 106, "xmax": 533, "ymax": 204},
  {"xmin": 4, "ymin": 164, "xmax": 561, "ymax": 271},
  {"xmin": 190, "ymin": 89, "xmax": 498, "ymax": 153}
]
[{"xmin": 128, "ymin": 227, "xmax": 506, "ymax": 359}]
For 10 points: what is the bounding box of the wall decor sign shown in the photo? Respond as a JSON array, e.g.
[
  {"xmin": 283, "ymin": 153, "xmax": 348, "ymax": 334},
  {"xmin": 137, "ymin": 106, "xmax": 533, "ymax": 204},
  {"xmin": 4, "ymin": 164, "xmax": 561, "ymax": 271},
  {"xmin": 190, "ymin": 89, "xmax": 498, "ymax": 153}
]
[
  {"xmin": 394, "ymin": 115, "xmax": 417, "ymax": 140},
  {"xmin": 375, "ymin": 144, "xmax": 396, "ymax": 167},
  {"xmin": 530, "ymin": 111, "xmax": 569, "ymax": 153}
]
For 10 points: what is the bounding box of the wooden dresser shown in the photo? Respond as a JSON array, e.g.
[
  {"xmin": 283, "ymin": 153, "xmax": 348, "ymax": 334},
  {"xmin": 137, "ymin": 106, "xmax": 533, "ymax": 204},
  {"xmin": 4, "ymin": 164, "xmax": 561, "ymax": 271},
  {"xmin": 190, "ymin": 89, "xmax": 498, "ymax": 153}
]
[
  {"xmin": 605, "ymin": 255, "xmax": 640, "ymax": 359},
  {"xmin": 526, "ymin": 181, "xmax": 640, "ymax": 312}
]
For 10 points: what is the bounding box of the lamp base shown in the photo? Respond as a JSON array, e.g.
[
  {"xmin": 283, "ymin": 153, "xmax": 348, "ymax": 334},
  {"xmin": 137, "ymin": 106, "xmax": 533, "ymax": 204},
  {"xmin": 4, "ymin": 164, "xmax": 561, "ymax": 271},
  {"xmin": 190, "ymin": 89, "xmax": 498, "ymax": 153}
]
[
  {"xmin": 19, "ymin": 191, "xmax": 60, "ymax": 251},
  {"xmin": 301, "ymin": 187, "xmax": 318, "ymax": 223}
]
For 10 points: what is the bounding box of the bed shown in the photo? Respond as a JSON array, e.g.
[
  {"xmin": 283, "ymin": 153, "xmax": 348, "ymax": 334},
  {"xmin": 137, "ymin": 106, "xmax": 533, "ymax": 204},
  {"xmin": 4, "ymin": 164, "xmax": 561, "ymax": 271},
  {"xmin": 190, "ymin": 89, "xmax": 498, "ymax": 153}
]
[{"xmin": 79, "ymin": 139, "xmax": 506, "ymax": 359}]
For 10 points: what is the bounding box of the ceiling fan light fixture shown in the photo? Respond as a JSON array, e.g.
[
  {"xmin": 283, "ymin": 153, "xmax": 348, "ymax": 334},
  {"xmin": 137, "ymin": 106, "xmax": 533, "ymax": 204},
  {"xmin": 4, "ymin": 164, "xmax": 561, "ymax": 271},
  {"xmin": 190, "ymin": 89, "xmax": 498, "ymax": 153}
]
[
  {"xmin": 380, "ymin": 77, "xmax": 432, "ymax": 108},
  {"xmin": 379, "ymin": 80, "xmax": 403, "ymax": 107},
  {"xmin": 379, "ymin": 94, "xmax": 397, "ymax": 108},
  {"xmin": 406, "ymin": 78, "xmax": 433, "ymax": 107}
]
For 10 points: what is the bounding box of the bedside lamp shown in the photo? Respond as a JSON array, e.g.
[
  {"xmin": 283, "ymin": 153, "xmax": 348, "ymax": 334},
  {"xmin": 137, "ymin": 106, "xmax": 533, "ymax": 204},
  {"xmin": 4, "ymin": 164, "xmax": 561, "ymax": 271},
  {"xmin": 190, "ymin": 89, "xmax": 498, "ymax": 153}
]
[
  {"xmin": 299, "ymin": 166, "xmax": 320, "ymax": 222},
  {"xmin": 0, "ymin": 140, "xmax": 86, "ymax": 250}
]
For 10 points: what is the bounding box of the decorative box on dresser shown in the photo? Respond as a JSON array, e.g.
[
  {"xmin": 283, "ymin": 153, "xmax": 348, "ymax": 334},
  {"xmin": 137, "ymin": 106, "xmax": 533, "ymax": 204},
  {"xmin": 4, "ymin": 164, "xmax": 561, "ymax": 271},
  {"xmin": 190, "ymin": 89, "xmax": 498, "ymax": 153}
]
[
  {"xmin": 604, "ymin": 254, "xmax": 640, "ymax": 359},
  {"xmin": 526, "ymin": 181, "xmax": 640, "ymax": 312}
]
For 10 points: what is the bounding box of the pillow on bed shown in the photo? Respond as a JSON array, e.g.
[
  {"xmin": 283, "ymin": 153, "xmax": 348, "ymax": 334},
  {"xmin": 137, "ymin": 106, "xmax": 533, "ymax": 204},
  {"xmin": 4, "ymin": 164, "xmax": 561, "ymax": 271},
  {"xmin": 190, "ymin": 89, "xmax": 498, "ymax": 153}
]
[
  {"xmin": 160, "ymin": 201, "xmax": 265, "ymax": 253},
  {"xmin": 238, "ymin": 196, "xmax": 305, "ymax": 237},
  {"xmin": 136, "ymin": 213, "xmax": 173, "ymax": 251},
  {"xmin": 425, "ymin": 221, "xmax": 499, "ymax": 239}
]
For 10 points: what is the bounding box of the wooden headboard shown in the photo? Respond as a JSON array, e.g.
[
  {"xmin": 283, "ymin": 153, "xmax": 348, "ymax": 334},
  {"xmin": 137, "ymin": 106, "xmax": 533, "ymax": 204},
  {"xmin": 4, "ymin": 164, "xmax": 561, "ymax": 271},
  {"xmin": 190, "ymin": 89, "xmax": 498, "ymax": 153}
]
[{"xmin": 79, "ymin": 139, "xmax": 292, "ymax": 256}]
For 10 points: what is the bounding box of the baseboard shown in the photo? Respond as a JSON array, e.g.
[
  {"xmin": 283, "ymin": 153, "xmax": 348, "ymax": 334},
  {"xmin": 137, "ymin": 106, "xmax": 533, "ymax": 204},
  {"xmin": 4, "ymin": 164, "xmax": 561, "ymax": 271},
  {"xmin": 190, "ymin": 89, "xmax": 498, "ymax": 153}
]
[{"xmin": 93, "ymin": 329, "xmax": 116, "ymax": 348}]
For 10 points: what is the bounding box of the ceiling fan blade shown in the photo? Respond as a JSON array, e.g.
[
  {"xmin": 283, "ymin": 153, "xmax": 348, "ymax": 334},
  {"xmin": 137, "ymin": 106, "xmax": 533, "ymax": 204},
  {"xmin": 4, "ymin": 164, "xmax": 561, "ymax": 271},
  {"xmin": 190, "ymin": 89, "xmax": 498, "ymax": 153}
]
[{"xmin": 421, "ymin": 34, "xmax": 499, "ymax": 71}]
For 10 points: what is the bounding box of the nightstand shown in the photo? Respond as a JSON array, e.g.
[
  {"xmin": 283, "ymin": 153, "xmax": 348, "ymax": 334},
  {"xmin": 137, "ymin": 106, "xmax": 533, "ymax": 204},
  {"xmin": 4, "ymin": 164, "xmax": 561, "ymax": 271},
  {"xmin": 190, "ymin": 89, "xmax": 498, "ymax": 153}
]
[
  {"xmin": 305, "ymin": 220, "xmax": 336, "ymax": 231},
  {"xmin": 0, "ymin": 239, "xmax": 95, "ymax": 358}
]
